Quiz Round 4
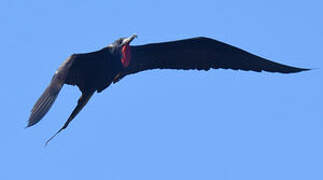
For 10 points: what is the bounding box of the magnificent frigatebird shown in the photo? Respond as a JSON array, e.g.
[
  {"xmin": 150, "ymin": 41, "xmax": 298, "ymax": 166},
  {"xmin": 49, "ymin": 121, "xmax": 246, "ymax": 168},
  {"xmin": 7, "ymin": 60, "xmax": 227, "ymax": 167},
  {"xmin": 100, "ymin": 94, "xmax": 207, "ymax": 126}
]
[{"xmin": 28, "ymin": 34, "xmax": 309, "ymax": 144}]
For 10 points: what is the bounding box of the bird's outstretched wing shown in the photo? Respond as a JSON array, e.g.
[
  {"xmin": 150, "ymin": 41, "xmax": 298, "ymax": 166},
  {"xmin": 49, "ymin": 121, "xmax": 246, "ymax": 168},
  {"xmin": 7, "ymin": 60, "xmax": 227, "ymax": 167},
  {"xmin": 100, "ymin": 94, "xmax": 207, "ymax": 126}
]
[
  {"xmin": 27, "ymin": 77, "xmax": 63, "ymax": 127},
  {"xmin": 28, "ymin": 54, "xmax": 97, "ymax": 143},
  {"xmin": 27, "ymin": 56, "xmax": 77, "ymax": 127},
  {"xmin": 114, "ymin": 37, "xmax": 309, "ymax": 83}
]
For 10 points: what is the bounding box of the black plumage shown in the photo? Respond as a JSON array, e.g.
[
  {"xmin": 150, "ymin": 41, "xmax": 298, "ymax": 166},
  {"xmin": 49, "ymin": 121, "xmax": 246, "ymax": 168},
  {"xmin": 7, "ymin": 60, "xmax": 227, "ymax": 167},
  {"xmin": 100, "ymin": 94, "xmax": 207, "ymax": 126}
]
[{"xmin": 28, "ymin": 34, "xmax": 309, "ymax": 144}]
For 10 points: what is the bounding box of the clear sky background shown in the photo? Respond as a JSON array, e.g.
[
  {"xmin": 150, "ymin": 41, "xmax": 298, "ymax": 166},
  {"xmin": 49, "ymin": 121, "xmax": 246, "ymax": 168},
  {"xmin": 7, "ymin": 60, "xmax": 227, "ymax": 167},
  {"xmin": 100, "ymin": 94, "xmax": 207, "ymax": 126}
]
[{"xmin": 0, "ymin": 0, "xmax": 322, "ymax": 179}]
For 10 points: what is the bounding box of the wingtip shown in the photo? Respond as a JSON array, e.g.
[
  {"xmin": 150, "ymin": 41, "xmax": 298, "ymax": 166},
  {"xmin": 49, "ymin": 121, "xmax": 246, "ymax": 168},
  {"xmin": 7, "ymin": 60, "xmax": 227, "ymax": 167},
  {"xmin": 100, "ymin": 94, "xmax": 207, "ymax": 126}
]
[
  {"xmin": 284, "ymin": 66, "xmax": 311, "ymax": 73},
  {"xmin": 298, "ymin": 67, "xmax": 311, "ymax": 72},
  {"xmin": 25, "ymin": 120, "xmax": 34, "ymax": 129},
  {"xmin": 26, "ymin": 115, "xmax": 38, "ymax": 128},
  {"xmin": 304, "ymin": 67, "xmax": 319, "ymax": 71}
]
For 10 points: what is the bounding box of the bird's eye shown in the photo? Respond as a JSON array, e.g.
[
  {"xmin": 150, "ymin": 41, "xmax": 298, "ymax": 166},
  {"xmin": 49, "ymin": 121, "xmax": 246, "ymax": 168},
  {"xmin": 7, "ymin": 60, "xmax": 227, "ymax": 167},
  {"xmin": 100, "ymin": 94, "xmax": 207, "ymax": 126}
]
[{"xmin": 117, "ymin": 39, "xmax": 124, "ymax": 45}]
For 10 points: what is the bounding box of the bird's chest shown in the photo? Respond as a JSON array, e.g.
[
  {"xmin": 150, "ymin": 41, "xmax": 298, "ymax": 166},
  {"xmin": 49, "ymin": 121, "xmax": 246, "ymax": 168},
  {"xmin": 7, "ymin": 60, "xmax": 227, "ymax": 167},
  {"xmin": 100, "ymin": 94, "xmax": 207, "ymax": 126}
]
[
  {"xmin": 72, "ymin": 52, "xmax": 123, "ymax": 92},
  {"xmin": 89, "ymin": 56, "xmax": 122, "ymax": 91}
]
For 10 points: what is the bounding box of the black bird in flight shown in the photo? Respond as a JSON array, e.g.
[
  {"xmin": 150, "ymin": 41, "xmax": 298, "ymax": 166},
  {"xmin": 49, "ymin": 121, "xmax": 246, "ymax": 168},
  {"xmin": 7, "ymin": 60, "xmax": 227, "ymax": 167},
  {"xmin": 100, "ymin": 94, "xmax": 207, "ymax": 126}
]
[{"xmin": 28, "ymin": 34, "xmax": 309, "ymax": 144}]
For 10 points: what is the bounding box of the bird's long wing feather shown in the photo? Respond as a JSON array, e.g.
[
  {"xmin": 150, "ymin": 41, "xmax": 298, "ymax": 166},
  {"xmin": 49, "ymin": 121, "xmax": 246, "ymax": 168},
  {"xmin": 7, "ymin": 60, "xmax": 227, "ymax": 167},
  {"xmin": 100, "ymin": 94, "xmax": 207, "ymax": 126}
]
[
  {"xmin": 114, "ymin": 37, "xmax": 309, "ymax": 83},
  {"xmin": 27, "ymin": 79, "xmax": 63, "ymax": 127},
  {"xmin": 28, "ymin": 55, "xmax": 76, "ymax": 127}
]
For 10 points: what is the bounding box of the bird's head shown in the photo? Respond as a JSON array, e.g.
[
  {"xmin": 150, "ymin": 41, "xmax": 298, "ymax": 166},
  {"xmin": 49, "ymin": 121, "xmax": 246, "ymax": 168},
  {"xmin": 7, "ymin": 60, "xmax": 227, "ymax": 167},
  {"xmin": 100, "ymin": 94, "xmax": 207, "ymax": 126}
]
[{"xmin": 108, "ymin": 34, "xmax": 137, "ymax": 68}]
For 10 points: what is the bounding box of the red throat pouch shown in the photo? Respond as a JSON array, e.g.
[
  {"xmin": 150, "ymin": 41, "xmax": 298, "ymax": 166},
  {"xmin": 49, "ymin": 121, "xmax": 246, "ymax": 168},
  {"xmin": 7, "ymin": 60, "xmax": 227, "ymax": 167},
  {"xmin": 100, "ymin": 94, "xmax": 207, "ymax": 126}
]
[{"xmin": 121, "ymin": 45, "xmax": 131, "ymax": 67}]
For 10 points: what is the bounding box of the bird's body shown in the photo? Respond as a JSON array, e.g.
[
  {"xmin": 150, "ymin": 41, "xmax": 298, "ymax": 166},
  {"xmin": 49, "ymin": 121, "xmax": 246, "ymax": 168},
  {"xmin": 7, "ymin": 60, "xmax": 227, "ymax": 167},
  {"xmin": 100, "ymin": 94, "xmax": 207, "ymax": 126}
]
[
  {"xmin": 67, "ymin": 49, "xmax": 122, "ymax": 93},
  {"xmin": 28, "ymin": 34, "xmax": 309, "ymax": 144}
]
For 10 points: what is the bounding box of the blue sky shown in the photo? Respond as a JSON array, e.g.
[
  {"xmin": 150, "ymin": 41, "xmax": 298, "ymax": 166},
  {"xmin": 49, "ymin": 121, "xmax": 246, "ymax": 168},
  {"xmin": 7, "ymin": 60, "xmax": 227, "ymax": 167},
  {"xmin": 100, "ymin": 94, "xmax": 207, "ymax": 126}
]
[{"xmin": 1, "ymin": 0, "xmax": 322, "ymax": 179}]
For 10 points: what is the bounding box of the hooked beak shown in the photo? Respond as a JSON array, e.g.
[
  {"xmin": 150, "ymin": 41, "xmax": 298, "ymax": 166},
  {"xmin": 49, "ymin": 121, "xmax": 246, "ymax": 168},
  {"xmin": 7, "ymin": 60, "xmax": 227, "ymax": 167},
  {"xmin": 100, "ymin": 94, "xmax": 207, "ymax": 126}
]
[{"xmin": 121, "ymin": 34, "xmax": 138, "ymax": 46}]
